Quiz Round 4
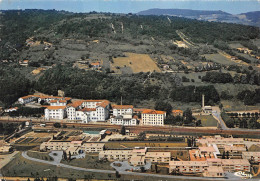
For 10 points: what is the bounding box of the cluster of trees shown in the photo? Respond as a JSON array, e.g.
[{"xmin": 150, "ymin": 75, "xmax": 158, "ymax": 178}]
[
  {"xmin": 0, "ymin": 66, "xmax": 32, "ymax": 107},
  {"xmin": 202, "ymin": 72, "xmax": 233, "ymax": 83},
  {"xmin": 170, "ymin": 85, "xmax": 220, "ymax": 105},
  {"xmin": 1, "ymin": 10, "xmax": 259, "ymax": 61},
  {"xmin": 9, "ymin": 107, "xmax": 45, "ymax": 117},
  {"xmin": 222, "ymin": 112, "xmax": 260, "ymax": 129},
  {"xmin": 0, "ymin": 122, "xmax": 20, "ymax": 135},
  {"xmin": 237, "ymin": 89, "xmax": 260, "ymax": 105},
  {"xmin": 34, "ymin": 65, "xmax": 220, "ymax": 106},
  {"xmin": 202, "ymin": 71, "xmax": 260, "ymax": 86}
]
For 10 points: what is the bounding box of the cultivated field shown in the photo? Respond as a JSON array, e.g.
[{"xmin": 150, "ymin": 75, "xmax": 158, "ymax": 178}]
[{"xmin": 111, "ymin": 52, "xmax": 161, "ymax": 74}]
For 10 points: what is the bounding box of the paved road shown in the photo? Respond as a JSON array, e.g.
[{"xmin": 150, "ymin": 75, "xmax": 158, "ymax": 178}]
[
  {"xmin": 212, "ymin": 107, "xmax": 228, "ymax": 130},
  {"xmin": 21, "ymin": 151, "xmax": 260, "ymax": 181}
]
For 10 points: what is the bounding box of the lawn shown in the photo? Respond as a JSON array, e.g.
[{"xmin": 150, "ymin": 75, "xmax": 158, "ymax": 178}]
[
  {"xmin": 1, "ymin": 152, "xmax": 115, "ymax": 180},
  {"xmin": 1, "ymin": 152, "xmax": 202, "ymax": 181},
  {"xmin": 60, "ymin": 153, "xmax": 113, "ymax": 170},
  {"xmin": 203, "ymin": 53, "xmax": 235, "ymax": 65},
  {"xmin": 111, "ymin": 52, "xmax": 161, "ymax": 74},
  {"xmin": 27, "ymin": 151, "xmax": 53, "ymax": 161},
  {"xmin": 194, "ymin": 115, "xmax": 218, "ymax": 127},
  {"xmin": 105, "ymin": 142, "xmax": 187, "ymax": 149}
]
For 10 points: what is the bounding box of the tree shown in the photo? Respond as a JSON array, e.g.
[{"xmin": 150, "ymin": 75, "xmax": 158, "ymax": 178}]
[
  {"xmin": 120, "ymin": 126, "xmax": 126, "ymax": 135},
  {"xmin": 115, "ymin": 171, "xmax": 120, "ymax": 178},
  {"xmin": 183, "ymin": 108, "xmax": 193, "ymax": 124},
  {"xmin": 63, "ymin": 151, "xmax": 67, "ymax": 160},
  {"xmin": 222, "ymin": 151, "xmax": 226, "ymax": 159},
  {"xmin": 154, "ymin": 101, "xmax": 172, "ymax": 115},
  {"xmin": 68, "ymin": 151, "xmax": 71, "ymax": 161},
  {"xmin": 53, "ymin": 122, "xmax": 61, "ymax": 128}
]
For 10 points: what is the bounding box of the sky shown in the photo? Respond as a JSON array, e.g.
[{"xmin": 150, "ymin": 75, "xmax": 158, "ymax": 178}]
[{"xmin": 0, "ymin": 0, "xmax": 260, "ymax": 14}]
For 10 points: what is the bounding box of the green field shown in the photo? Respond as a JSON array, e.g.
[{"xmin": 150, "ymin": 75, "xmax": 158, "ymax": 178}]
[
  {"xmin": 60, "ymin": 153, "xmax": 113, "ymax": 170},
  {"xmin": 203, "ymin": 53, "xmax": 235, "ymax": 65},
  {"xmin": 194, "ymin": 115, "xmax": 218, "ymax": 127},
  {"xmin": 1, "ymin": 152, "xmax": 203, "ymax": 181}
]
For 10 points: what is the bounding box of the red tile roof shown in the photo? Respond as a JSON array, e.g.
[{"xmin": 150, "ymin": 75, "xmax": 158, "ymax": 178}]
[
  {"xmin": 142, "ymin": 109, "xmax": 166, "ymax": 114},
  {"xmin": 46, "ymin": 106, "xmax": 66, "ymax": 110},
  {"xmin": 112, "ymin": 105, "xmax": 134, "ymax": 109}
]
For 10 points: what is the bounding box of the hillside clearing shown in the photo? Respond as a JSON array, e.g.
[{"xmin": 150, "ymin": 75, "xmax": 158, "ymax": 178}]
[{"xmin": 111, "ymin": 53, "xmax": 161, "ymax": 74}]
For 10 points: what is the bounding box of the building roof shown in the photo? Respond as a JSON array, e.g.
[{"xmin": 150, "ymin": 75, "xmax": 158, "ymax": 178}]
[
  {"xmin": 172, "ymin": 110, "xmax": 183, "ymax": 113},
  {"xmin": 207, "ymin": 166, "xmax": 224, "ymax": 173},
  {"xmin": 91, "ymin": 62, "xmax": 100, "ymax": 66},
  {"xmin": 112, "ymin": 105, "xmax": 134, "ymax": 109},
  {"xmin": 242, "ymin": 152, "xmax": 260, "ymax": 157},
  {"xmin": 97, "ymin": 100, "xmax": 110, "ymax": 108},
  {"xmin": 221, "ymin": 159, "xmax": 250, "ymax": 165},
  {"xmin": 146, "ymin": 152, "xmax": 171, "ymax": 157},
  {"xmin": 142, "ymin": 109, "xmax": 166, "ymax": 114},
  {"xmin": 20, "ymin": 95, "xmax": 35, "ymax": 99},
  {"xmin": 199, "ymin": 146, "xmax": 216, "ymax": 153},
  {"xmin": 224, "ymin": 145, "xmax": 246, "ymax": 152},
  {"xmin": 78, "ymin": 108, "xmax": 96, "ymax": 112},
  {"xmin": 169, "ymin": 161, "xmax": 208, "ymax": 166},
  {"xmin": 46, "ymin": 106, "xmax": 66, "ymax": 110},
  {"xmin": 68, "ymin": 100, "xmax": 84, "ymax": 108}
]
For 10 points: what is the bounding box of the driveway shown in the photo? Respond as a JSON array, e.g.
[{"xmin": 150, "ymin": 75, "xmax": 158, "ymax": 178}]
[{"xmin": 48, "ymin": 151, "xmax": 63, "ymax": 164}]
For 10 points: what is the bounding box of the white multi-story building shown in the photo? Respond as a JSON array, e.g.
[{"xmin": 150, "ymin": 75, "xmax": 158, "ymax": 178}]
[
  {"xmin": 141, "ymin": 109, "xmax": 166, "ymax": 126},
  {"xmin": 45, "ymin": 106, "xmax": 66, "ymax": 120},
  {"xmin": 18, "ymin": 95, "xmax": 37, "ymax": 104},
  {"xmin": 50, "ymin": 100, "xmax": 67, "ymax": 106},
  {"xmin": 66, "ymin": 100, "xmax": 110, "ymax": 123},
  {"xmin": 112, "ymin": 105, "xmax": 133, "ymax": 116},
  {"xmin": 110, "ymin": 115, "xmax": 137, "ymax": 126}
]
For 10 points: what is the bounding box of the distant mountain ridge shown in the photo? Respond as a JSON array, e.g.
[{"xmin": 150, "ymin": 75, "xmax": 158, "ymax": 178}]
[{"xmin": 137, "ymin": 8, "xmax": 260, "ymax": 27}]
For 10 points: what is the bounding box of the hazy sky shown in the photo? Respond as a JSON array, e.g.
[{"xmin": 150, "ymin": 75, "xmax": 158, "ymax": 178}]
[{"xmin": 0, "ymin": 0, "xmax": 260, "ymax": 14}]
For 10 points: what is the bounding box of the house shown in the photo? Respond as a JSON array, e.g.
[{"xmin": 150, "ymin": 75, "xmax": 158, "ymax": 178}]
[
  {"xmin": 197, "ymin": 136, "xmax": 244, "ymax": 147},
  {"xmin": 144, "ymin": 152, "xmax": 171, "ymax": 163},
  {"xmin": 40, "ymin": 141, "xmax": 104, "ymax": 154},
  {"xmin": 37, "ymin": 96, "xmax": 71, "ymax": 104},
  {"xmin": 203, "ymin": 166, "xmax": 225, "ymax": 178},
  {"xmin": 50, "ymin": 100, "xmax": 67, "ymax": 106},
  {"xmin": 112, "ymin": 105, "xmax": 133, "ymax": 117},
  {"xmin": 172, "ymin": 110, "xmax": 183, "ymax": 117},
  {"xmin": 18, "ymin": 95, "xmax": 37, "ymax": 104},
  {"xmin": 90, "ymin": 62, "xmax": 101, "ymax": 70},
  {"xmin": 44, "ymin": 106, "xmax": 66, "ymax": 120},
  {"xmin": 99, "ymin": 149, "xmax": 133, "ymax": 161},
  {"xmin": 221, "ymin": 159, "xmax": 250, "ymax": 172},
  {"xmin": 141, "ymin": 109, "xmax": 166, "ymax": 126},
  {"xmin": 19, "ymin": 60, "xmax": 29, "ymax": 66},
  {"xmin": 4, "ymin": 107, "xmax": 18, "ymax": 113},
  {"xmin": 242, "ymin": 152, "xmax": 260, "ymax": 163},
  {"xmin": 110, "ymin": 115, "xmax": 137, "ymax": 126},
  {"xmin": 169, "ymin": 161, "xmax": 208, "ymax": 174}
]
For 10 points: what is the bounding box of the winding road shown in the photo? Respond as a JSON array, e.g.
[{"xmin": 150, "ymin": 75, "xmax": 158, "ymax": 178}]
[{"xmin": 21, "ymin": 151, "xmax": 259, "ymax": 181}]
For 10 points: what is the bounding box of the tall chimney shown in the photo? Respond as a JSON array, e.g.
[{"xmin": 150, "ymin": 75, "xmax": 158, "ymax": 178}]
[{"xmin": 202, "ymin": 94, "xmax": 205, "ymax": 109}]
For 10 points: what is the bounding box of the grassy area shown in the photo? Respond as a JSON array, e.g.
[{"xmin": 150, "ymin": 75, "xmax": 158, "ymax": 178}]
[
  {"xmin": 27, "ymin": 151, "xmax": 53, "ymax": 161},
  {"xmin": 194, "ymin": 115, "xmax": 218, "ymax": 127},
  {"xmin": 1, "ymin": 152, "xmax": 115, "ymax": 180},
  {"xmin": 1, "ymin": 152, "xmax": 203, "ymax": 181},
  {"xmin": 105, "ymin": 142, "xmax": 187, "ymax": 149},
  {"xmin": 249, "ymin": 144, "xmax": 260, "ymax": 152},
  {"xmin": 60, "ymin": 153, "xmax": 113, "ymax": 170},
  {"xmin": 111, "ymin": 52, "xmax": 161, "ymax": 74},
  {"xmin": 171, "ymin": 150, "xmax": 189, "ymax": 161},
  {"xmin": 203, "ymin": 53, "xmax": 235, "ymax": 65}
]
